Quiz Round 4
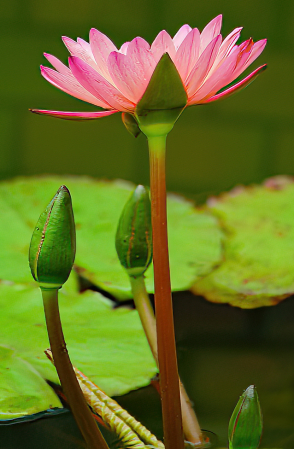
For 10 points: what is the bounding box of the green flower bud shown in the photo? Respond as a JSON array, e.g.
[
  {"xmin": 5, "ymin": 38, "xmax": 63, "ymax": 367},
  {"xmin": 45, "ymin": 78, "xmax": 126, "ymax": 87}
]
[
  {"xmin": 29, "ymin": 185, "xmax": 76, "ymax": 290},
  {"xmin": 122, "ymin": 112, "xmax": 141, "ymax": 138},
  {"xmin": 228, "ymin": 385, "xmax": 263, "ymax": 449},
  {"xmin": 116, "ymin": 185, "xmax": 152, "ymax": 277}
]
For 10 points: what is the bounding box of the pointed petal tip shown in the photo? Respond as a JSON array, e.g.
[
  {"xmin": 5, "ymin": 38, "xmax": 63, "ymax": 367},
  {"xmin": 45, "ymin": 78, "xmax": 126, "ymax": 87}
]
[
  {"xmin": 40, "ymin": 65, "xmax": 48, "ymax": 74},
  {"xmin": 210, "ymin": 13, "xmax": 223, "ymax": 26},
  {"xmin": 43, "ymin": 53, "xmax": 55, "ymax": 64},
  {"xmin": 40, "ymin": 65, "xmax": 52, "ymax": 76},
  {"xmin": 89, "ymin": 28, "xmax": 96, "ymax": 38},
  {"xmin": 29, "ymin": 109, "xmax": 118, "ymax": 120},
  {"xmin": 62, "ymin": 35, "xmax": 75, "ymax": 45}
]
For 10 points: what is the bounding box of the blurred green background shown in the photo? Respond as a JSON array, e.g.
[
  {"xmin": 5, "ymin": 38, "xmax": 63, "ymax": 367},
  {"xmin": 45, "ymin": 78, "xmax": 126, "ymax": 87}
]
[
  {"xmin": 1, "ymin": 1, "xmax": 294, "ymax": 447},
  {"xmin": 1, "ymin": 0, "xmax": 293, "ymax": 198}
]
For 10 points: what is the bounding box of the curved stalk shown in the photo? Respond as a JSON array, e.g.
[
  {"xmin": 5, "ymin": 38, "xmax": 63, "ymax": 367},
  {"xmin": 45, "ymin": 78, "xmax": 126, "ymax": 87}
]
[
  {"xmin": 130, "ymin": 275, "xmax": 202, "ymax": 445},
  {"xmin": 42, "ymin": 288, "xmax": 109, "ymax": 449},
  {"xmin": 147, "ymin": 134, "xmax": 184, "ymax": 449}
]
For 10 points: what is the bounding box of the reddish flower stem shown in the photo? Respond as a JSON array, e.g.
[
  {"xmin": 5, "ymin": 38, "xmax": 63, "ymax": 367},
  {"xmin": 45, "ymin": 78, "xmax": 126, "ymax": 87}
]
[
  {"xmin": 148, "ymin": 134, "xmax": 185, "ymax": 449},
  {"xmin": 130, "ymin": 275, "xmax": 202, "ymax": 445},
  {"xmin": 42, "ymin": 288, "xmax": 110, "ymax": 449}
]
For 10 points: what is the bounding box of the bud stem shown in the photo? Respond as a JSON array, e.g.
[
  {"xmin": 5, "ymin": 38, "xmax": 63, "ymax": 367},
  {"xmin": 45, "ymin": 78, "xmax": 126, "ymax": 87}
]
[
  {"xmin": 130, "ymin": 276, "xmax": 158, "ymax": 362},
  {"xmin": 42, "ymin": 288, "xmax": 110, "ymax": 449},
  {"xmin": 147, "ymin": 134, "xmax": 184, "ymax": 449},
  {"xmin": 130, "ymin": 275, "xmax": 202, "ymax": 445}
]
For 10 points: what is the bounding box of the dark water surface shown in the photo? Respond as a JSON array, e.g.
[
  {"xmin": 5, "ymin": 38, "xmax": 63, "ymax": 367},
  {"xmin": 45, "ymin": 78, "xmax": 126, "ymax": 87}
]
[{"xmin": 1, "ymin": 292, "xmax": 294, "ymax": 448}]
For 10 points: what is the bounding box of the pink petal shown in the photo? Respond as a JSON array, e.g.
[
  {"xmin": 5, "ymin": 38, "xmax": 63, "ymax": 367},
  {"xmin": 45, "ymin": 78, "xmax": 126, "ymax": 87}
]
[
  {"xmin": 77, "ymin": 37, "xmax": 95, "ymax": 59},
  {"xmin": 186, "ymin": 34, "xmax": 222, "ymax": 97},
  {"xmin": 233, "ymin": 38, "xmax": 254, "ymax": 72},
  {"xmin": 29, "ymin": 109, "xmax": 118, "ymax": 120},
  {"xmin": 188, "ymin": 47, "xmax": 240, "ymax": 104},
  {"xmin": 126, "ymin": 37, "xmax": 155, "ymax": 68},
  {"xmin": 119, "ymin": 42, "xmax": 130, "ymax": 54},
  {"xmin": 151, "ymin": 30, "xmax": 176, "ymax": 63},
  {"xmin": 234, "ymin": 39, "xmax": 267, "ymax": 78},
  {"xmin": 193, "ymin": 38, "xmax": 267, "ymax": 104},
  {"xmin": 69, "ymin": 56, "xmax": 135, "ymax": 111},
  {"xmin": 205, "ymin": 64, "xmax": 267, "ymax": 103},
  {"xmin": 175, "ymin": 28, "xmax": 200, "ymax": 82},
  {"xmin": 89, "ymin": 28, "xmax": 117, "ymax": 82},
  {"xmin": 62, "ymin": 36, "xmax": 97, "ymax": 70},
  {"xmin": 173, "ymin": 24, "xmax": 192, "ymax": 49},
  {"xmin": 214, "ymin": 27, "xmax": 242, "ymax": 66},
  {"xmin": 107, "ymin": 51, "xmax": 139, "ymax": 102},
  {"xmin": 41, "ymin": 65, "xmax": 110, "ymax": 109},
  {"xmin": 44, "ymin": 53, "xmax": 71, "ymax": 75},
  {"xmin": 200, "ymin": 14, "xmax": 222, "ymax": 54},
  {"xmin": 124, "ymin": 37, "xmax": 157, "ymax": 99}
]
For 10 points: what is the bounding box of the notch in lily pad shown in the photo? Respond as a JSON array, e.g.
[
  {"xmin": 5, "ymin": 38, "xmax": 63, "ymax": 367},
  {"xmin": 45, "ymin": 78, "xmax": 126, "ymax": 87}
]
[
  {"xmin": 29, "ymin": 185, "xmax": 76, "ymax": 290},
  {"xmin": 135, "ymin": 53, "xmax": 188, "ymax": 132}
]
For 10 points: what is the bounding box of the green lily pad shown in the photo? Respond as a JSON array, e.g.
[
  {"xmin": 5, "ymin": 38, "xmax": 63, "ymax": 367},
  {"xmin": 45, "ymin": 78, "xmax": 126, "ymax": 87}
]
[
  {"xmin": 0, "ymin": 176, "xmax": 223, "ymax": 299},
  {"xmin": 192, "ymin": 176, "xmax": 294, "ymax": 308},
  {"xmin": 0, "ymin": 282, "xmax": 156, "ymax": 398},
  {"xmin": 0, "ymin": 346, "xmax": 61, "ymax": 420}
]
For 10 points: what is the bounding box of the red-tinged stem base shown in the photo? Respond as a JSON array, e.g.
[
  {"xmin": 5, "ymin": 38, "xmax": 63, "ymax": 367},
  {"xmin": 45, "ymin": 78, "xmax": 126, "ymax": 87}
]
[
  {"xmin": 42, "ymin": 288, "xmax": 109, "ymax": 449},
  {"xmin": 148, "ymin": 134, "xmax": 185, "ymax": 449}
]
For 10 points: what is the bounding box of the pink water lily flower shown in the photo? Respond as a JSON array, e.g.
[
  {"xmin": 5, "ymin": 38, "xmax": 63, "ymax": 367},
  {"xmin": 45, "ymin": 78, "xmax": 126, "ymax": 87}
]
[{"xmin": 32, "ymin": 15, "xmax": 266, "ymax": 121}]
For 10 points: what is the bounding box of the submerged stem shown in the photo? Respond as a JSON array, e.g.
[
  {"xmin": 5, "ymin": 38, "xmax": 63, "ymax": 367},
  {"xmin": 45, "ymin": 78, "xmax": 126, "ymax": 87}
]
[
  {"xmin": 147, "ymin": 134, "xmax": 184, "ymax": 449},
  {"xmin": 130, "ymin": 275, "xmax": 202, "ymax": 445},
  {"xmin": 42, "ymin": 288, "xmax": 109, "ymax": 449}
]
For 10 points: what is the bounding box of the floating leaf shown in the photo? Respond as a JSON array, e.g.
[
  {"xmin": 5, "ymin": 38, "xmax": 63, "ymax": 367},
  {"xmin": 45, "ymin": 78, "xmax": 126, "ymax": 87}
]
[
  {"xmin": 0, "ymin": 346, "xmax": 61, "ymax": 420},
  {"xmin": 0, "ymin": 176, "xmax": 223, "ymax": 299},
  {"xmin": 0, "ymin": 282, "xmax": 157, "ymax": 402},
  {"xmin": 192, "ymin": 176, "xmax": 294, "ymax": 308}
]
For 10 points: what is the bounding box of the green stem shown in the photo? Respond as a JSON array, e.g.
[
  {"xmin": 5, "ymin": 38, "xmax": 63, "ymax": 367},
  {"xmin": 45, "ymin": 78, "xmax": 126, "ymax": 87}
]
[
  {"xmin": 42, "ymin": 288, "xmax": 110, "ymax": 449},
  {"xmin": 130, "ymin": 276, "xmax": 158, "ymax": 362},
  {"xmin": 147, "ymin": 134, "xmax": 185, "ymax": 449},
  {"xmin": 130, "ymin": 275, "xmax": 202, "ymax": 445}
]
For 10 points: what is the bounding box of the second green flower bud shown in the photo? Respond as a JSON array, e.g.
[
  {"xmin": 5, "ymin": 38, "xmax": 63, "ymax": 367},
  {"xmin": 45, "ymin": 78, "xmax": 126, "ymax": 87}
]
[{"xmin": 116, "ymin": 185, "xmax": 152, "ymax": 277}]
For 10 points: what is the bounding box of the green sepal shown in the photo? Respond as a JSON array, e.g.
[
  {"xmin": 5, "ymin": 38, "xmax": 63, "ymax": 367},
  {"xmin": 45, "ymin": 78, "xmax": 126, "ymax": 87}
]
[
  {"xmin": 29, "ymin": 185, "xmax": 76, "ymax": 289},
  {"xmin": 115, "ymin": 185, "xmax": 152, "ymax": 277},
  {"xmin": 135, "ymin": 53, "xmax": 187, "ymax": 137},
  {"xmin": 136, "ymin": 53, "xmax": 187, "ymax": 115},
  {"xmin": 122, "ymin": 113, "xmax": 141, "ymax": 138},
  {"xmin": 228, "ymin": 385, "xmax": 263, "ymax": 449}
]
